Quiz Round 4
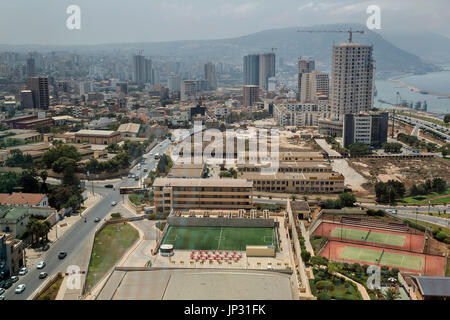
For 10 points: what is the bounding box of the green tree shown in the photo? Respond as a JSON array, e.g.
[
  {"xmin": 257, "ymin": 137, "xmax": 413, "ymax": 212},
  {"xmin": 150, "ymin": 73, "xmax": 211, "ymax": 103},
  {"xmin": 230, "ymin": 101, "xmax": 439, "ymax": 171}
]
[
  {"xmin": 444, "ymin": 114, "xmax": 450, "ymax": 124},
  {"xmin": 20, "ymin": 169, "xmax": 39, "ymax": 193},
  {"xmin": 348, "ymin": 142, "xmax": 371, "ymax": 156},
  {"xmin": 338, "ymin": 193, "xmax": 356, "ymax": 207},
  {"xmin": 42, "ymin": 145, "xmax": 81, "ymax": 168},
  {"xmin": 383, "ymin": 287, "xmax": 400, "ymax": 300}
]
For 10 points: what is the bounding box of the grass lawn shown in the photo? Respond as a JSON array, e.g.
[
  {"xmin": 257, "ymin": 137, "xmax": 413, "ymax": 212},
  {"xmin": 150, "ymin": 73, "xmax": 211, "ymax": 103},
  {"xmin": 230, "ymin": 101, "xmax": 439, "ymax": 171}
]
[
  {"xmin": 310, "ymin": 236, "xmax": 328, "ymax": 255},
  {"xmin": 309, "ymin": 274, "xmax": 362, "ymax": 300},
  {"xmin": 398, "ymin": 189, "xmax": 450, "ymax": 206},
  {"xmin": 84, "ymin": 223, "xmax": 139, "ymax": 293},
  {"xmin": 162, "ymin": 226, "xmax": 278, "ymax": 251},
  {"xmin": 36, "ymin": 275, "xmax": 64, "ymax": 300}
]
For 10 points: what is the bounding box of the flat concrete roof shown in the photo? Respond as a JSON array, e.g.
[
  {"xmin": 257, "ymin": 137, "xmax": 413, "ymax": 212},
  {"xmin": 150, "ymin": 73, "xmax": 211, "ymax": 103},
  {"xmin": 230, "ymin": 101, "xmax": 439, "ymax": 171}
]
[
  {"xmin": 153, "ymin": 178, "xmax": 253, "ymax": 188},
  {"xmin": 75, "ymin": 130, "xmax": 119, "ymax": 137},
  {"xmin": 98, "ymin": 269, "xmax": 293, "ymax": 300}
]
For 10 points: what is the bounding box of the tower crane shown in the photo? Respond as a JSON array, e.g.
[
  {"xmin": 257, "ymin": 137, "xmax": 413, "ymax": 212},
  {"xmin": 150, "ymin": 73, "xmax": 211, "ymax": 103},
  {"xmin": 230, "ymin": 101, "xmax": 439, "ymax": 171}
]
[{"xmin": 297, "ymin": 29, "xmax": 365, "ymax": 43}]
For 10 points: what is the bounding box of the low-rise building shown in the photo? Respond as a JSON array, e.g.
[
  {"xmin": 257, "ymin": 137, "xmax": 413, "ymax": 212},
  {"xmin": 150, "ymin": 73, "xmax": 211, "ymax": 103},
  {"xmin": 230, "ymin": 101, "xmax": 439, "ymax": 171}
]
[
  {"xmin": 411, "ymin": 276, "xmax": 450, "ymax": 300},
  {"xmin": 240, "ymin": 171, "xmax": 345, "ymax": 194},
  {"xmin": 153, "ymin": 178, "xmax": 253, "ymax": 213},
  {"xmin": 0, "ymin": 193, "xmax": 49, "ymax": 207},
  {"xmin": 237, "ymin": 161, "xmax": 333, "ymax": 174},
  {"xmin": 167, "ymin": 163, "xmax": 207, "ymax": 179},
  {"xmin": 117, "ymin": 123, "xmax": 141, "ymax": 138},
  {"xmin": 318, "ymin": 119, "xmax": 343, "ymax": 137},
  {"xmin": 74, "ymin": 129, "xmax": 120, "ymax": 145},
  {"xmin": 0, "ymin": 233, "xmax": 24, "ymax": 279}
]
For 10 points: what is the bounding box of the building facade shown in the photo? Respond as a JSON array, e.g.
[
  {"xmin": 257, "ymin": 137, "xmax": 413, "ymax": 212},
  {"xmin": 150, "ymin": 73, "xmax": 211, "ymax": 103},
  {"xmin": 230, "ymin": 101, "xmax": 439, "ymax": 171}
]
[
  {"xmin": 153, "ymin": 178, "xmax": 253, "ymax": 213},
  {"xmin": 243, "ymin": 85, "xmax": 259, "ymax": 107},
  {"xmin": 331, "ymin": 43, "xmax": 375, "ymax": 120},
  {"xmin": 343, "ymin": 112, "xmax": 388, "ymax": 148}
]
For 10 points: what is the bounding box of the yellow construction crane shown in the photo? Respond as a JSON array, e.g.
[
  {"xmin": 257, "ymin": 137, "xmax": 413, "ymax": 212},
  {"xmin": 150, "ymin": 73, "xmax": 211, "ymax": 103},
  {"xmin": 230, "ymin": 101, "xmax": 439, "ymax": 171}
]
[{"xmin": 297, "ymin": 29, "xmax": 365, "ymax": 43}]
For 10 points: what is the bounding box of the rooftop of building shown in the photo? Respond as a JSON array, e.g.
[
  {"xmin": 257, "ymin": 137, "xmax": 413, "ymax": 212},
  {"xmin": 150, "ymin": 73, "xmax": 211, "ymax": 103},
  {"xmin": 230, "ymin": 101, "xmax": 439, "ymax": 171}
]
[
  {"xmin": 117, "ymin": 123, "xmax": 140, "ymax": 134},
  {"xmin": 168, "ymin": 163, "xmax": 205, "ymax": 178},
  {"xmin": 0, "ymin": 205, "xmax": 29, "ymax": 220},
  {"xmin": 240, "ymin": 171, "xmax": 344, "ymax": 180},
  {"xmin": 153, "ymin": 178, "xmax": 253, "ymax": 188},
  {"xmin": 237, "ymin": 161, "xmax": 331, "ymax": 169},
  {"xmin": 414, "ymin": 276, "xmax": 450, "ymax": 297},
  {"xmin": 0, "ymin": 192, "xmax": 47, "ymax": 206},
  {"xmin": 75, "ymin": 129, "xmax": 119, "ymax": 137}
]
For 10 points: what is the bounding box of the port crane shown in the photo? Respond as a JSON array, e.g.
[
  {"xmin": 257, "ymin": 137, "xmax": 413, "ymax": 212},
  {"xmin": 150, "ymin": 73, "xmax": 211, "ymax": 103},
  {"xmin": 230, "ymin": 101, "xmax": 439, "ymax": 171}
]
[{"xmin": 297, "ymin": 29, "xmax": 365, "ymax": 43}]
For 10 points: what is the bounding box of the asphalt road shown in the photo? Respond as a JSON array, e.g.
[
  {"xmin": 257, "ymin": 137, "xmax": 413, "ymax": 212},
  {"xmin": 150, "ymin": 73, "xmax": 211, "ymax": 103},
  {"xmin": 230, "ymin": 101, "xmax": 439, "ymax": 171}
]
[{"xmin": 3, "ymin": 139, "xmax": 171, "ymax": 300}]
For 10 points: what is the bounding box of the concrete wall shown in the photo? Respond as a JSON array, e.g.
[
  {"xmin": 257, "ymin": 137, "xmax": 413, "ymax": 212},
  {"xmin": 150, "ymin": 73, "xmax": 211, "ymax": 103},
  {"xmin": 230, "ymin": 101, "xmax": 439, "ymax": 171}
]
[{"xmin": 167, "ymin": 216, "xmax": 275, "ymax": 228}]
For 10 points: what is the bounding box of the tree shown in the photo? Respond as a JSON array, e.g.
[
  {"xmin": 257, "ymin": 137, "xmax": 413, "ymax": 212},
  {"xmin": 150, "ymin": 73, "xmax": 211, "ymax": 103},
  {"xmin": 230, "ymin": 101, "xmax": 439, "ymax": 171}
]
[
  {"xmin": 5, "ymin": 149, "xmax": 33, "ymax": 168},
  {"xmin": 444, "ymin": 114, "xmax": 450, "ymax": 124},
  {"xmin": 106, "ymin": 142, "xmax": 120, "ymax": 153},
  {"xmin": 20, "ymin": 169, "xmax": 39, "ymax": 193},
  {"xmin": 383, "ymin": 287, "xmax": 400, "ymax": 300},
  {"xmin": 348, "ymin": 143, "xmax": 371, "ymax": 157},
  {"xmin": 432, "ymin": 177, "xmax": 447, "ymax": 193},
  {"xmin": 338, "ymin": 193, "xmax": 356, "ymax": 207},
  {"xmin": 42, "ymin": 144, "xmax": 81, "ymax": 168},
  {"xmin": 375, "ymin": 180, "xmax": 405, "ymax": 204},
  {"xmin": 52, "ymin": 157, "xmax": 77, "ymax": 174},
  {"xmin": 382, "ymin": 142, "xmax": 402, "ymax": 153}
]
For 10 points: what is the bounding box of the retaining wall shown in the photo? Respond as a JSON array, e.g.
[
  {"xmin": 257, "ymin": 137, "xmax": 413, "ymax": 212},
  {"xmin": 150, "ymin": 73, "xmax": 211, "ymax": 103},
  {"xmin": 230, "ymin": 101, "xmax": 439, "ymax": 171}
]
[{"xmin": 167, "ymin": 216, "xmax": 275, "ymax": 228}]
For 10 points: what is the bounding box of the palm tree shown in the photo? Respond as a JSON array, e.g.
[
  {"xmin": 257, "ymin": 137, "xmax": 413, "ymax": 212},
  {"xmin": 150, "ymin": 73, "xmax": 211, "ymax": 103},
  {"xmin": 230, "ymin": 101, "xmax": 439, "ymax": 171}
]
[
  {"xmin": 303, "ymin": 195, "xmax": 309, "ymax": 201},
  {"xmin": 291, "ymin": 195, "xmax": 297, "ymax": 201},
  {"xmin": 383, "ymin": 287, "xmax": 400, "ymax": 300}
]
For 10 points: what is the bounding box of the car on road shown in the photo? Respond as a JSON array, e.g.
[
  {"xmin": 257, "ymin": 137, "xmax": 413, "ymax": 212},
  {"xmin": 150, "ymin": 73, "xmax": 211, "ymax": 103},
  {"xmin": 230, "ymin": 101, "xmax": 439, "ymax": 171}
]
[
  {"xmin": 134, "ymin": 176, "xmax": 140, "ymax": 181},
  {"xmin": 36, "ymin": 261, "xmax": 46, "ymax": 269},
  {"xmin": 143, "ymin": 168, "xmax": 148, "ymax": 172},
  {"xmin": 10, "ymin": 276, "xmax": 19, "ymax": 283},
  {"xmin": 2, "ymin": 281, "xmax": 12, "ymax": 289},
  {"xmin": 104, "ymin": 184, "xmax": 114, "ymax": 188},
  {"xmin": 0, "ymin": 288, "xmax": 5, "ymax": 295},
  {"xmin": 128, "ymin": 173, "xmax": 133, "ymax": 178},
  {"xmin": 18, "ymin": 267, "xmax": 28, "ymax": 275},
  {"xmin": 15, "ymin": 284, "xmax": 26, "ymax": 294},
  {"xmin": 131, "ymin": 174, "xmax": 136, "ymax": 178},
  {"xmin": 0, "ymin": 296, "xmax": 4, "ymax": 300},
  {"xmin": 111, "ymin": 201, "xmax": 117, "ymax": 206},
  {"xmin": 94, "ymin": 217, "xmax": 100, "ymax": 223},
  {"xmin": 385, "ymin": 209, "xmax": 397, "ymax": 214},
  {"xmin": 39, "ymin": 272, "xmax": 48, "ymax": 279},
  {"xmin": 58, "ymin": 251, "xmax": 67, "ymax": 259},
  {"xmin": 42, "ymin": 244, "xmax": 50, "ymax": 251}
]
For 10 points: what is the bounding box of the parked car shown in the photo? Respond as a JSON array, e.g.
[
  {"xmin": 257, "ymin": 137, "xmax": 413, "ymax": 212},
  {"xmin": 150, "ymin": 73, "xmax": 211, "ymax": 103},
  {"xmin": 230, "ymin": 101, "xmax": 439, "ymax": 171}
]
[
  {"xmin": 0, "ymin": 288, "xmax": 5, "ymax": 295},
  {"xmin": 111, "ymin": 201, "xmax": 117, "ymax": 206},
  {"xmin": 18, "ymin": 267, "xmax": 28, "ymax": 275},
  {"xmin": 2, "ymin": 281, "xmax": 12, "ymax": 289},
  {"xmin": 143, "ymin": 168, "xmax": 148, "ymax": 172},
  {"xmin": 15, "ymin": 284, "xmax": 26, "ymax": 294},
  {"xmin": 128, "ymin": 173, "xmax": 133, "ymax": 178},
  {"xmin": 10, "ymin": 276, "xmax": 19, "ymax": 283},
  {"xmin": 0, "ymin": 295, "xmax": 4, "ymax": 300},
  {"xmin": 42, "ymin": 244, "xmax": 50, "ymax": 251},
  {"xmin": 36, "ymin": 261, "xmax": 46, "ymax": 269},
  {"xmin": 94, "ymin": 217, "xmax": 100, "ymax": 223},
  {"xmin": 58, "ymin": 251, "xmax": 67, "ymax": 259},
  {"xmin": 39, "ymin": 272, "xmax": 48, "ymax": 280},
  {"xmin": 104, "ymin": 184, "xmax": 114, "ymax": 188}
]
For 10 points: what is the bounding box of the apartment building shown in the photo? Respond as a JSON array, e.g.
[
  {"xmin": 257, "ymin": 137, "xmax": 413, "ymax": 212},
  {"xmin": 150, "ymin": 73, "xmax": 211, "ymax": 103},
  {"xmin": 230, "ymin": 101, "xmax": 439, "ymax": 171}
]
[
  {"xmin": 153, "ymin": 178, "xmax": 253, "ymax": 213},
  {"xmin": 243, "ymin": 85, "xmax": 259, "ymax": 107},
  {"xmin": 331, "ymin": 42, "xmax": 375, "ymax": 120},
  {"xmin": 241, "ymin": 171, "xmax": 345, "ymax": 194},
  {"xmin": 343, "ymin": 112, "xmax": 388, "ymax": 147},
  {"xmin": 273, "ymin": 103, "xmax": 332, "ymax": 127},
  {"xmin": 237, "ymin": 161, "xmax": 333, "ymax": 174},
  {"xmin": 181, "ymin": 80, "xmax": 197, "ymax": 102},
  {"xmin": 300, "ymin": 71, "xmax": 329, "ymax": 103}
]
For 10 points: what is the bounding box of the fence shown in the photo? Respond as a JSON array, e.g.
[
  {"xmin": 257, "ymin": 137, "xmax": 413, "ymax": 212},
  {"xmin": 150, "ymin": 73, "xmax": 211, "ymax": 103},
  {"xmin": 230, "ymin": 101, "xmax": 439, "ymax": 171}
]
[{"xmin": 167, "ymin": 216, "xmax": 275, "ymax": 228}]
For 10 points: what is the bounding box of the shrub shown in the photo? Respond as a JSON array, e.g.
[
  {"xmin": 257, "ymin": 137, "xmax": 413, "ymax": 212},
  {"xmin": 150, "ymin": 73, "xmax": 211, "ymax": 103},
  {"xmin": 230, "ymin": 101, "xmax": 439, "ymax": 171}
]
[{"xmin": 111, "ymin": 212, "xmax": 122, "ymax": 219}]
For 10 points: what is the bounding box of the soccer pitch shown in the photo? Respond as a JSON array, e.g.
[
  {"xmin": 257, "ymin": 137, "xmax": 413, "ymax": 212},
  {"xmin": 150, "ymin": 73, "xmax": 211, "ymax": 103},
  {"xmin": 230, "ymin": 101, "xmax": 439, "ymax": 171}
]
[
  {"xmin": 162, "ymin": 226, "xmax": 278, "ymax": 251},
  {"xmin": 331, "ymin": 227, "xmax": 406, "ymax": 247},
  {"xmin": 338, "ymin": 246, "xmax": 423, "ymax": 271}
]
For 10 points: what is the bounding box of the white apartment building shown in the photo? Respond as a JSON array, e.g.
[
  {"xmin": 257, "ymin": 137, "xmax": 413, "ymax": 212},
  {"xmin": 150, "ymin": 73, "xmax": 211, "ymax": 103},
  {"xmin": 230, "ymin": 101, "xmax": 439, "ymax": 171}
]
[
  {"xmin": 181, "ymin": 80, "xmax": 197, "ymax": 102},
  {"xmin": 273, "ymin": 103, "xmax": 332, "ymax": 127}
]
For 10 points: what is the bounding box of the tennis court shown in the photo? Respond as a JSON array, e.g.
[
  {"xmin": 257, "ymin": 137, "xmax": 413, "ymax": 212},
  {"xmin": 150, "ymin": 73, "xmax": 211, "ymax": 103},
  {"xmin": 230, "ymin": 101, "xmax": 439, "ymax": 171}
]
[
  {"xmin": 331, "ymin": 227, "xmax": 406, "ymax": 247},
  {"xmin": 339, "ymin": 246, "xmax": 423, "ymax": 271},
  {"xmin": 162, "ymin": 226, "xmax": 278, "ymax": 251}
]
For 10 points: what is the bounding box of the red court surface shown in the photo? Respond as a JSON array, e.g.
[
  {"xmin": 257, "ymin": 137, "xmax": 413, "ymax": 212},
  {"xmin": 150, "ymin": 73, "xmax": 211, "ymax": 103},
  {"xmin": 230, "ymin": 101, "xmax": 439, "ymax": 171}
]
[
  {"xmin": 313, "ymin": 221, "xmax": 425, "ymax": 253},
  {"xmin": 320, "ymin": 240, "xmax": 446, "ymax": 276}
]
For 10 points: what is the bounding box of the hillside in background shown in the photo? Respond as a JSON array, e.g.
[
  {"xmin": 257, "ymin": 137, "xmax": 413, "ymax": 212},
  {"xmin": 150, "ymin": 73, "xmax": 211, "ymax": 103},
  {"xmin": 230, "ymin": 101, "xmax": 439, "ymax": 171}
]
[{"xmin": 0, "ymin": 23, "xmax": 440, "ymax": 78}]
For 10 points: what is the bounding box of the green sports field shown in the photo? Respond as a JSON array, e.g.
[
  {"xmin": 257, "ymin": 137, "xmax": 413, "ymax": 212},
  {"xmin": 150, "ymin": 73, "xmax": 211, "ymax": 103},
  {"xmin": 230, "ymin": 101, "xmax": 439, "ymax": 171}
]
[
  {"xmin": 339, "ymin": 246, "xmax": 423, "ymax": 271},
  {"xmin": 162, "ymin": 226, "xmax": 278, "ymax": 251},
  {"xmin": 331, "ymin": 227, "xmax": 406, "ymax": 247}
]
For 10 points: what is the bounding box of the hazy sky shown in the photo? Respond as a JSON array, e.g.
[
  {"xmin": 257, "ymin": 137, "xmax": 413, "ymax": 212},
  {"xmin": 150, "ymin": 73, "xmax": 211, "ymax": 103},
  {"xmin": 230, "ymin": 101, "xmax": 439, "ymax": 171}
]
[{"xmin": 1, "ymin": 0, "xmax": 448, "ymax": 45}]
